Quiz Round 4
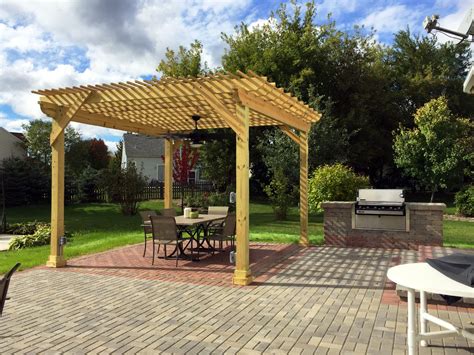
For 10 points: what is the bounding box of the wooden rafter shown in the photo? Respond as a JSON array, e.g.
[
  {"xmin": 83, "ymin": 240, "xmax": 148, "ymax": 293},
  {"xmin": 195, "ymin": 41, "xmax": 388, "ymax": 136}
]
[{"xmin": 33, "ymin": 71, "xmax": 321, "ymax": 136}]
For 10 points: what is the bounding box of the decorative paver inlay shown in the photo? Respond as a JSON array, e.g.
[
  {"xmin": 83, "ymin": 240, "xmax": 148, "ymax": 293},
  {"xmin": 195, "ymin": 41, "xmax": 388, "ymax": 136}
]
[
  {"xmin": 50, "ymin": 242, "xmax": 304, "ymax": 287},
  {"xmin": 2, "ymin": 245, "xmax": 473, "ymax": 354}
]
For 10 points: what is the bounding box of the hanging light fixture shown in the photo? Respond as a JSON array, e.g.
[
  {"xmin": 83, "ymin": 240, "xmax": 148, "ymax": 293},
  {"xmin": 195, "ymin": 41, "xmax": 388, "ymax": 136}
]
[{"xmin": 190, "ymin": 114, "xmax": 203, "ymax": 148}]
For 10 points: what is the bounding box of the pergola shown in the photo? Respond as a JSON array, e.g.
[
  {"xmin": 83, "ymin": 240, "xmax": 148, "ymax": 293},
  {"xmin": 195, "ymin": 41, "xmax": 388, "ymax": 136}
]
[{"xmin": 34, "ymin": 70, "xmax": 321, "ymax": 286}]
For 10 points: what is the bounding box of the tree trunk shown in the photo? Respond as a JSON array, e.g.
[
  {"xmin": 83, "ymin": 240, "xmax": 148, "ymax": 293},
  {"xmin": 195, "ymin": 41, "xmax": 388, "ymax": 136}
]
[{"xmin": 430, "ymin": 189, "xmax": 435, "ymax": 203}]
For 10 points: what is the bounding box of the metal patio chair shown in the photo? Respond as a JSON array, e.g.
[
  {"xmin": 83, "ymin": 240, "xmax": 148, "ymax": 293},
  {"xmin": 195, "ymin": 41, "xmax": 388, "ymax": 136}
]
[
  {"xmin": 161, "ymin": 208, "xmax": 177, "ymax": 217},
  {"xmin": 207, "ymin": 213, "xmax": 236, "ymax": 254},
  {"xmin": 150, "ymin": 216, "xmax": 184, "ymax": 267},
  {"xmin": 207, "ymin": 206, "xmax": 229, "ymax": 234},
  {"xmin": 139, "ymin": 210, "xmax": 158, "ymax": 257},
  {"xmin": 0, "ymin": 263, "xmax": 21, "ymax": 316}
]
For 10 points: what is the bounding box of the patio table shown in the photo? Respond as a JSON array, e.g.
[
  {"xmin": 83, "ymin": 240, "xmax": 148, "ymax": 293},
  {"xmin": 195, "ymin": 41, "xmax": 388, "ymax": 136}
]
[
  {"xmin": 143, "ymin": 214, "xmax": 227, "ymax": 262},
  {"xmin": 387, "ymin": 263, "xmax": 474, "ymax": 355},
  {"xmin": 175, "ymin": 214, "xmax": 227, "ymax": 261}
]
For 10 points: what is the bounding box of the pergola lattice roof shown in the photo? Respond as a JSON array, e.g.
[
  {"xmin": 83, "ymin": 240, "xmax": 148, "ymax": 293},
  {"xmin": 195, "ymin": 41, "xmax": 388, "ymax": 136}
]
[{"xmin": 34, "ymin": 70, "xmax": 320, "ymax": 138}]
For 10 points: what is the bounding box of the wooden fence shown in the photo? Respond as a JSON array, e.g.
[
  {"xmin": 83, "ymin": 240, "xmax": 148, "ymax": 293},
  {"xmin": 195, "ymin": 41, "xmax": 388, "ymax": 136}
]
[{"xmin": 65, "ymin": 182, "xmax": 214, "ymax": 203}]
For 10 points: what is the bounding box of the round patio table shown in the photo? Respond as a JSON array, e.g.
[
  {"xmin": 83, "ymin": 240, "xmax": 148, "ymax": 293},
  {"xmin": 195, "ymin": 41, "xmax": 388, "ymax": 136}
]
[{"xmin": 387, "ymin": 263, "xmax": 474, "ymax": 355}]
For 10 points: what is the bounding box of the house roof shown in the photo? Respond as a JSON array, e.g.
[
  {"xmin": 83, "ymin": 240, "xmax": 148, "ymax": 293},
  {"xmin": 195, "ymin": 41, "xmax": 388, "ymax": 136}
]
[
  {"xmin": 123, "ymin": 133, "xmax": 164, "ymax": 158},
  {"xmin": 0, "ymin": 127, "xmax": 24, "ymax": 143},
  {"xmin": 34, "ymin": 71, "xmax": 321, "ymax": 139},
  {"xmin": 9, "ymin": 132, "xmax": 25, "ymax": 141}
]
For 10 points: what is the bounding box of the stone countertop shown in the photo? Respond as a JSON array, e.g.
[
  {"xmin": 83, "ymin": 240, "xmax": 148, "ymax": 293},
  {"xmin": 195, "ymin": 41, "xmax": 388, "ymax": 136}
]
[{"xmin": 322, "ymin": 201, "xmax": 446, "ymax": 211}]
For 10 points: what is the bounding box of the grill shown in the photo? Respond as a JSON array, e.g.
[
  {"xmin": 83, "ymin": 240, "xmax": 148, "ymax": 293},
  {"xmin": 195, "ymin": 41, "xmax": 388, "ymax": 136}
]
[{"xmin": 355, "ymin": 189, "xmax": 405, "ymax": 216}]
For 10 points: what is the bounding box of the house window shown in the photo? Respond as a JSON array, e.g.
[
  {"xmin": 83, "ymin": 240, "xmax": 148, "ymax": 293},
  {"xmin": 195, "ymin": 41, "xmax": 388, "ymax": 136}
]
[
  {"xmin": 188, "ymin": 170, "xmax": 196, "ymax": 184},
  {"xmin": 157, "ymin": 164, "xmax": 164, "ymax": 182}
]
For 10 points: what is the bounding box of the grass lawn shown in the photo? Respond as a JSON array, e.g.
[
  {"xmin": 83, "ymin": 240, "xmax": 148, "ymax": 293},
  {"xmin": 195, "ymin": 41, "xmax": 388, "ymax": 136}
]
[{"xmin": 1, "ymin": 200, "xmax": 472, "ymax": 273}]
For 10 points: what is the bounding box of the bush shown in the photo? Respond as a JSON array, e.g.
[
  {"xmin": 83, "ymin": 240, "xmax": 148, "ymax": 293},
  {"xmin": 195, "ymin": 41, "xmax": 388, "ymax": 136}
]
[
  {"xmin": 455, "ymin": 186, "xmax": 474, "ymax": 217},
  {"xmin": 5, "ymin": 221, "xmax": 45, "ymax": 235},
  {"xmin": 7, "ymin": 222, "xmax": 73, "ymax": 250},
  {"xmin": 105, "ymin": 164, "xmax": 147, "ymax": 215},
  {"xmin": 264, "ymin": 169, "xmax": 298, "ymax": 220},
  {"xmin": 309, "ymin": 163, "xmax": 370, "ymax": 212}
]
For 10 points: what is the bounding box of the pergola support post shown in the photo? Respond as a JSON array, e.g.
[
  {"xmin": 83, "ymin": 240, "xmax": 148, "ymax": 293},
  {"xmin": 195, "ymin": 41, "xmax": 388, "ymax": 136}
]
[
  {"xmin": 164, "ymin": 139, "xmax": 173, "ymax": 209},
  {"xmin": 299, "ymin": 131, "xmax": 309, "ymax": 246},
  {"xmin": 47, "ymin": 111, "xmax": 67, "ymax": 268},
  {"xmin": 233, "ymin": 104, "xmax": 253, "ymax": 286}
]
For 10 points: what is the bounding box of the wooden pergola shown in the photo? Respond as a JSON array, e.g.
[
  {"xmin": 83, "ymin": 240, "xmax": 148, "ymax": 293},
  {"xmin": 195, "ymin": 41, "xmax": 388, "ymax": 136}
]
[{"xmin": 34, "ymin": 70, "xmax": 321, "ymax": 286}]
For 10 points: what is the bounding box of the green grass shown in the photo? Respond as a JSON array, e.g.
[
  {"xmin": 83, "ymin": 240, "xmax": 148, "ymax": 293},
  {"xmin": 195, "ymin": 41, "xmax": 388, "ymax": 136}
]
[{"xmin": 1, "ymin": 200, "xmax": 472, "ymax": 273}]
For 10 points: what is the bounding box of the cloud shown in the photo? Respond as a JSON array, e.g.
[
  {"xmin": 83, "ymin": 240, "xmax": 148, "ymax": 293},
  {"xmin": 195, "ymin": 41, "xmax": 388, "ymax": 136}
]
[
  {"xmin": 0, "ymin": 116, "xmax": 30, "ymax": 132},
  {"xmin": 360, "ymin": 5, "xmax": 421, "ymax": 35},
  {"xmin": 0, "ymin": 0, "xmax": 254, "ymax": 122},
  {"xmin": 433, "ymin": 1, "xmax": 472, "ymax": 44}
]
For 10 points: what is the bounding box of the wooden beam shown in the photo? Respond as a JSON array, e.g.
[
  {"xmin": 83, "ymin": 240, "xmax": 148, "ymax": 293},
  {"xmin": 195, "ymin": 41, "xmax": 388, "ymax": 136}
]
[
  {"xmin": 279, "ymin": 125, "xmax": 300, "ymax": 144},
  {"xmin": 191, "ymin": 82, "xmax": 245, "ymax": 138},
  {"xmin": 49, "ymin": 91, "xmax": 100, "ymax": 145},
  {"xmin": 47, "ymin": 110, "xmax": 67, "ymax": 268},
  {"xmin": 233, "ymin": 104, "xmax": 253, "ymax": 286},
  {"xmin": 236, "ymin": 88, "xmax": 310, "ymax": 132},
  {"xmin": 299, "ymin": 131, "xmax": 309, "ymax": 247},
  {"xmin": 41, "ymin": 102, "xmax": 168, "ymax": 137},
  {"xmin": 164, "ymin": 138, "xmax": 173, "ymax": 209}
]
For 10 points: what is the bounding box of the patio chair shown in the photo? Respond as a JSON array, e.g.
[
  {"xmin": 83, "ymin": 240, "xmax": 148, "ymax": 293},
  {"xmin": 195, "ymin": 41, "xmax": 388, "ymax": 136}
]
[
  {"xmin": 139, "ymin": 210, "xmax": 158, "ymax": 257},
  {"xmin": 0, "ymin": 263, "xmax": 21, "ymax": 316},
  {"xmin": 161, "ymin": 208, "xmax": 177, "ymax": 217},
  {"xmin": 207, "ymin": 213, "xmax": 236, "ymax": 254},
  {"xmin": 150, "ymin": 216, "xmax": 184, "ymax": 267},
  {"xmin": 207, "ymin": 206, "xmax": 229, "ymax": 234}
]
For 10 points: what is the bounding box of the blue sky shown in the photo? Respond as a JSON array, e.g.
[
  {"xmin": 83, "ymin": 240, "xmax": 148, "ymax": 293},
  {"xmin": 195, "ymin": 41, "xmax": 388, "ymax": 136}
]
[{"xmin": 0, "ymin": 0, "xmax": 469, "ymax": 152}]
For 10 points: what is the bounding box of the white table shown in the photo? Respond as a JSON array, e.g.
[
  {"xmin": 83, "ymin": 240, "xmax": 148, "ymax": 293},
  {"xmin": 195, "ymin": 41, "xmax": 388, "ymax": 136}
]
[{"xmin": 387, "ymin": 263, "xmax": 474, "ymax": 355}]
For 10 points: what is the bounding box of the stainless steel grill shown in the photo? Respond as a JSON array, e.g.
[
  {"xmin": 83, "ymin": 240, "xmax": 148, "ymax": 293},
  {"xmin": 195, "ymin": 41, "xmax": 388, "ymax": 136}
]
[{"xmin": 355, "ymin": 189, "xmax": 405, "ymax": 216}]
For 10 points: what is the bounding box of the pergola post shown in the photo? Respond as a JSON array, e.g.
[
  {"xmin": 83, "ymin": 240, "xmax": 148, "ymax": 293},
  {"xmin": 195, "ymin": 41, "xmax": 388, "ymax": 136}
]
[
  {"xmin": 47, "ymin": 112, "xmax": 66, "ymax": 268},
  {"xmin": 299, "ymin": 131, "xmax": 309, "ymax": 246},
  {"xmin": 164, "ymin": 138, "xmax": 173, "ymax": 209},
  {"xmin": 233, "ymin": 104, "xmax": 252, "ymax": 286}
]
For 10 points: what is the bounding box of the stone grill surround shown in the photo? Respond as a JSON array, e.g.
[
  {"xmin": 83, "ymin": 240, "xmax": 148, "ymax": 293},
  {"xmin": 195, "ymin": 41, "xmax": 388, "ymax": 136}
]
[{"xmin": 322, "ymin": 202, "xmax": 445, "ymax": 249}]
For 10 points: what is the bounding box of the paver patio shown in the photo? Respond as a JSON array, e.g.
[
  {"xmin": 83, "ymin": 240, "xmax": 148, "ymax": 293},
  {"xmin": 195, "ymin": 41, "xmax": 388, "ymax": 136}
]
[{"xmin": 1, "ymin": 244, "xmax": 473, "ymax": 354}]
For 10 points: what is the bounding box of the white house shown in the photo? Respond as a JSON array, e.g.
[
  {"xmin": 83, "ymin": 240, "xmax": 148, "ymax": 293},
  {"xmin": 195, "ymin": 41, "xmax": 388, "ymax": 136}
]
[
  {"xmin": 121, "ymin": 133, "xmax": 204, "ymax": 183},
  {"xmin": 0, "ymin": 127, "xmax": 26, "ymax": 162}
]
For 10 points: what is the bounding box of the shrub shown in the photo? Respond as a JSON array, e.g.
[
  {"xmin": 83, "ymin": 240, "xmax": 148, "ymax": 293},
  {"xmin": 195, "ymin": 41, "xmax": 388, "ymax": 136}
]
[
  {"xmin": 207, "ymin": 192, "xmax": 229, "ymax": 207},
  {"xmin": 309, "ymin": 163, "xmax": 370, "ymax": 212},
  {"xmin": 264, "ymin": 169, "xmax": 298, "ymax": 220},
  {"xmin": 5, "ymin": 221, "xmax": 46, "ymax": 235},
  {"xmin": 105, "ymin": 164, "xmax": 147, "ymax": 215},
  {"xmin": 7, "ymin": 222, "xmax": 73, "ymax": 250},
  {"xmin": 455, "ymin": 186, "xmax": 474, "ymax": 217}
]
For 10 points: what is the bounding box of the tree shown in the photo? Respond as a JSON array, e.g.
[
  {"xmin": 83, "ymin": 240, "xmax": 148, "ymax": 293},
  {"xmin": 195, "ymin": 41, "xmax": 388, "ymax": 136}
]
[
  {"xmin": 109, "ymin": 140, "xmax": 123, "ymax": 170},
  {"xmin": 172, "ymin": 141, "xmax": 200, "ymax": 185},
  {"xmin": 163, "ymin": 141, "xmax": 199, "ymax": 211},
  {"xmin": 87, "ymin": 138, "xmax": 109, "ymax": 170},
  {"xmin": 22, "ymin": 119, "xmax": 82, "ymax": 167},
  {"xmin": 199, "ymin": 129, "xmax": 236, "ymax": 191},
  {"xmin": 157, "ymin": 40, "xmax": 208, "ymax": 78},
  {"xmin": 221, "ymin": 2, "xmax": 399, "ymax": 184},
  {"xmin": 387, "ymin": 30, "xmax": 474, "ymax": 122},
  {"xmin": 393, "ymin": 96, "xmax": 472, "ymax": 201}
]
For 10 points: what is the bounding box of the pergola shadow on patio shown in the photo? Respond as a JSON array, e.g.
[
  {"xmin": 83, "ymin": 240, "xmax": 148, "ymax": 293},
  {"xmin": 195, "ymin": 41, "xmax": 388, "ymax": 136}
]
[{"xmin": 34, "ymin": 71, "xmax": 321, "ymax": 285}]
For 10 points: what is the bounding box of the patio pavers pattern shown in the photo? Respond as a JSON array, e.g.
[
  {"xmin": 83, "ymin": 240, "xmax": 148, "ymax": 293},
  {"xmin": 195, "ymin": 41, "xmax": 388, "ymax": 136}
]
[
  {"xmin": 2, "ymin": 245, "xmax": 474, "ymax": 354},
  {"xmin": 52, "ymin": 242, "xmax": 303, "ymax": 287}
]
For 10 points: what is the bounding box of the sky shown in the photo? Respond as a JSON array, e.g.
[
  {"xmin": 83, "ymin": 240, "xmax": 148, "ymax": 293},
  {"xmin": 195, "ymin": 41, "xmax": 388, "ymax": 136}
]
[{"xmin": 0, "ymin": 0, "xmax": 470, "ymax": 152}]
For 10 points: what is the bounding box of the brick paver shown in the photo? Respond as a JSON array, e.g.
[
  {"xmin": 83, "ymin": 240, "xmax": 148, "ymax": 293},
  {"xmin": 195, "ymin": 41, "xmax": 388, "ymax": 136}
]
[{"xmin": 1, "ymin": 245, "xmax": 473, "ymax": 354}]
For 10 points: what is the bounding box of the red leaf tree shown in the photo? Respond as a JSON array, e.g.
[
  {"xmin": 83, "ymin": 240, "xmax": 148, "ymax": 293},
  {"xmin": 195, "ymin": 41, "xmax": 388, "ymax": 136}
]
[
  {"xmin": 162, "ymin": 141, "xmax": 200, "ymax": 211},
  {"xmin": 161, "ymin": 141, "xmax": 199, "ymax": 184},
  {"xmin": 173, "ymin": 141, "xmax": 200, "ymax": 184}
]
